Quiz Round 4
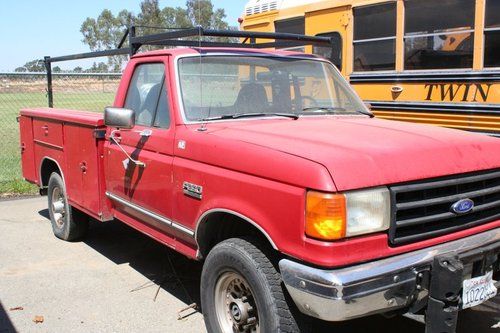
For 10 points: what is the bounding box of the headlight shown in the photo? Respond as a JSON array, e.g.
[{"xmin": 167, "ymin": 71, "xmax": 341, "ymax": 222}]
[{"xmin": 305, "ymin": 187, "xmax": 390, "ymax": 241}]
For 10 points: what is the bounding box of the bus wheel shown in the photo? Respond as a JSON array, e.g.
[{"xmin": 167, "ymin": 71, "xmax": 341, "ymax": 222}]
[
  {"xmin": 201, "ymin": 237, "xmax": 304, "ymax": 333},
  {"xmin": 47, "ymin": 172, "xmax": 88, "ymax": 241}
]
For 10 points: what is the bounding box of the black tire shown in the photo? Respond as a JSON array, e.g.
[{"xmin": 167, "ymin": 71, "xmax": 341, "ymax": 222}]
[
  {"xmin": 201, "ymin": 237, "xmax": 306, "ymax": 333},
  {"xmin": 47, "ymin": 172, "xmax": 88, "ymax": 241}
]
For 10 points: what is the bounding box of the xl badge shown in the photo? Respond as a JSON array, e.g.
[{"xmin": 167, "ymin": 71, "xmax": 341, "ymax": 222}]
[
  {"xmin": 451, "ymin": 198, "xmax": 474, "ymax": 214},
  {"xmin": 183, "ymin": 181, "xmax": 203, "ymax": 200}
]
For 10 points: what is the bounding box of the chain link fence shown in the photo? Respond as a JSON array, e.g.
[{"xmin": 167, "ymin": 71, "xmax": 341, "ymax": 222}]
[{"xmin": 0, "ymin": 72, "xmax": 121, "ymax": 195}]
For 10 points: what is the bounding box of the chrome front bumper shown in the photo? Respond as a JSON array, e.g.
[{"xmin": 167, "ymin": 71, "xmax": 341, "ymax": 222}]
[{"xmin": 279, "ymin": 228, "xmax": 500, "ymax": 321}]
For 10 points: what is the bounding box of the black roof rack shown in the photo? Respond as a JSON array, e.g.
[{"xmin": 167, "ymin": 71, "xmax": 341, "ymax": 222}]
[{"xmin": 43, "ymin": 25, "xmax": 336, "ymax": 107}]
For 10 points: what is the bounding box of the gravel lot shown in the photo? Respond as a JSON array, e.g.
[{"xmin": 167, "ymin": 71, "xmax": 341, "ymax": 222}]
[{"xmin": 0, "ymin": 197, "xmax": 499, "ymax": 332}]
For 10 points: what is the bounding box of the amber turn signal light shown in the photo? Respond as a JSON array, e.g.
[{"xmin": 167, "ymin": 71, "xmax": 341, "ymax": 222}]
[{"xmin": 305, "ymin": 191, "xmax": 346, "ymax": 240}]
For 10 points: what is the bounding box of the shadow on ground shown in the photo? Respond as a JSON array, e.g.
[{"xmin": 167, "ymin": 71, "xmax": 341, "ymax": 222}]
[
  {"xmin": 37, "ymin": 209, "xmax": 499, "ymax": 332},
  {"xmin": 0, "ymin": 302, "xmax": 17, "ymax": 333}
]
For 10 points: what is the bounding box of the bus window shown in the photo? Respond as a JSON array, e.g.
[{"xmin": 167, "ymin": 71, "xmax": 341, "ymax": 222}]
[
  {"xmin": 404, "ymin": 0, "xmax": 475, "ymax": 70},
  {"xmin": 484, "ymin": 0, "xmax": 500, "ymax": 68},
  {"xmin": 274, "ymin": 17, "xmax": 305, "ymax": 35},
  {"xmin": 312, "ymin": 32, "xmax": 342, "ymax": 70},
  {"xmin": 353, "ymin": 2, "xmax": 396, "ymax": 72},
  {"xmin": 274, "ymin": 17, "xmax": 306, "ymax": 52}
]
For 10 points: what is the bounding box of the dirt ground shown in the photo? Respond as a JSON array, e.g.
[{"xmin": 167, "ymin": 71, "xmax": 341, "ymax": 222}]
[{"xmin": 0, "ymin": 197, "xmax": 499, "ymax": 332}]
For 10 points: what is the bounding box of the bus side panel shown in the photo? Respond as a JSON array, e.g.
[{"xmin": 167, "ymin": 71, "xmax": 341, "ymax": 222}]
[
  {"xmin": 19, "ymin": 115, "xmax": 37, "ymax": 184},
  {"xmin": 304, "ymin": 6, "xmax": 351, "ymax": 75},
  {"xmin": 352, "ymin": 80, "xmax": 500, "ymax": 135}
]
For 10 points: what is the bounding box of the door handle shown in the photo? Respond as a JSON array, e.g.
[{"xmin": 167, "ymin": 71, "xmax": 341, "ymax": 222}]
[{"xmin": 41, "ymin": 125, "xmax": 49, "ymax": 136}]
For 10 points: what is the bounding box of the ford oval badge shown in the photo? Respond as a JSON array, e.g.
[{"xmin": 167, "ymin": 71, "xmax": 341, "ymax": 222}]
[{"xmin": 451, "ymin": 198, "xmax": 474, "ymax": 214}]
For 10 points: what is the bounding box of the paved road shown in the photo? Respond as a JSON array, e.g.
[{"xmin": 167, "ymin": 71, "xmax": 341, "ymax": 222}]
[{"xmin": 0, "ymin": 197, "xmax": 498, "ymax": 333}]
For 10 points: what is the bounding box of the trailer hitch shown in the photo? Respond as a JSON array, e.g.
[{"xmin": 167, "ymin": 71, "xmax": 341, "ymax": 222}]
[{"xmin": 425, "ymin": 254, "xmax": 463, "ymax": 333}]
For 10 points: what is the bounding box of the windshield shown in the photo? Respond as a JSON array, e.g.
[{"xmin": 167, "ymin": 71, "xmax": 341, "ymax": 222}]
[{"xmin": 177, "ymin": 55, "xmax": 368, "ymax": 121}]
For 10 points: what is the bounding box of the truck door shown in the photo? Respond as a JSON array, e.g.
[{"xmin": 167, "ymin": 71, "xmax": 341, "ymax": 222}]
[{"xmin": 105, "ymin": 59, "xmax": 176, "ymax": 236}]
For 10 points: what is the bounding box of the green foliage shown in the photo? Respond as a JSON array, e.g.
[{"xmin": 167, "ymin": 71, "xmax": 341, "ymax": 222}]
[
  {"xmin": 80, "ymin": 0, "xmax": 230, "ymax": 69},
  {"xmin": 14, "ymin": 59, "xmax": 45, "ymax": 73},
  {"xmin": 80, "ymin": 9, "xmax": 134, "ymax": 71},
  {"xmin": 87, "ymin": 62, "xmax": 110, "ymax": 73},
  {"xmin": 186, "ymin": 0, "xmax": 228, "ymax": 29}
]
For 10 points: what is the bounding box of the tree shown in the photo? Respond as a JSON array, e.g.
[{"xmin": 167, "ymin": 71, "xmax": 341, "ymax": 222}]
[
  {"xmin": 14, "ymin": 59, "xmax": 45, "ymax": 72},
  {"xmin": 186, "ymin": 0, "xmax": 228, "ymax": 29},
  {"xmin": 86, "ymin": 62, "xmax": 110, "ymax": 73},
  {"xmin": 137, "ymin": 0, "xmax": 163, "ymax": 36},
  {"xmin": 161, "ymin": 6, "xmax": 191, "ymax": 29},
  {"xmin": 80, "ymin": 0, "xmax": 231, "ymax": 69},
  {"xmin": 80, "ymin": 9, "xmax": 135, "ymax": 71}
]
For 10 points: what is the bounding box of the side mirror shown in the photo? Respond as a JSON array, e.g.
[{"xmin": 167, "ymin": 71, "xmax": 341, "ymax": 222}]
[{"xmin": 104, "ymin": 107, "xmax": 135, "ymax": 129}]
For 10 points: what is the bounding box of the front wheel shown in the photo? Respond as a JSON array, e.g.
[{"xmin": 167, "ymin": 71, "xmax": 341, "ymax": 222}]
[
  {"xmin": 201, "ymin": 237, "xmax": 305, "ymax": 333},
  {"xmin": 47, "ymin": 172, "xmax": 88, "ymax": 241}
]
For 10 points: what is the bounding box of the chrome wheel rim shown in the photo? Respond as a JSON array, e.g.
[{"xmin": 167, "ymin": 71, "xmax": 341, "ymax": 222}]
[
  {"xmin": 51, "ymin": 186, "xmax": 66, "ymax": 228},
  {"xmin": 214, "ymin": 271, "xmax": 259, "ymax": 333}
]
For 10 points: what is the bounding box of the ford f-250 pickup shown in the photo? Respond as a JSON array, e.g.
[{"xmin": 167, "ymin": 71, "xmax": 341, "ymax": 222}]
[{"xmin": 19, "ymin": 28, "xmax": 499, "ymax": 333}]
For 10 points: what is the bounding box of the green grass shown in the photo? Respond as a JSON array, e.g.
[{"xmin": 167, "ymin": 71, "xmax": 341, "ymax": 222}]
[{"xmin": 0, "ymin": 92, "xmax": 115, "ymax": 196}]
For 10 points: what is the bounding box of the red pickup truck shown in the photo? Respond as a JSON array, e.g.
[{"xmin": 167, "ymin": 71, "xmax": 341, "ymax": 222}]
[{"xmin": 19, "ymin": 34, "xmax": 499, "ymax": 332}]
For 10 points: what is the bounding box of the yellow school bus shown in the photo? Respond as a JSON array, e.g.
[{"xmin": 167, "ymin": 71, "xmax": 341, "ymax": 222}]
[{"xmin": 240, "ymin": 0, "xmax": 500, "ymax": 136}]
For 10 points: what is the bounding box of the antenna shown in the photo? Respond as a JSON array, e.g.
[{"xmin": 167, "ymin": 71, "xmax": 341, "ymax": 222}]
[{"xmin": 197, "ymin": 0, "xmax": 208, "ymax": 131}]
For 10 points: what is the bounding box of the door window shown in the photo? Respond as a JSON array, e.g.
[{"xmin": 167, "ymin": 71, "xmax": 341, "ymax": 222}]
[{"xmin": 124, "ymin": 63, "xmax": 170, "ymax": 128}]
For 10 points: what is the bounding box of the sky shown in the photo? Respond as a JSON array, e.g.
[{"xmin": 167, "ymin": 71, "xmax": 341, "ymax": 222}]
[{"xmin": 0, "ymin": 0, "xmax": 247, "ymax": 71}]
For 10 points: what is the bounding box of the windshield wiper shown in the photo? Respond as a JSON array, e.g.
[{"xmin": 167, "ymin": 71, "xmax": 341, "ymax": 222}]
[
  {"xmin": 301, "ymin": 106, "xmax": 347, "ymax": 112},
  {"xmin": 199, "ymin": 112, "xmax": 299, "ymax": 122},
  {"xmin": 232, "ymin": 112, "xmax": 298, "ymax": 120},
  {"xmin": 301, "ymin": 106, "xmax": 374, "ymax": 118},
  {"xmin": 198, "ymin": 114, "xmax": 234, "ymax": 122}
]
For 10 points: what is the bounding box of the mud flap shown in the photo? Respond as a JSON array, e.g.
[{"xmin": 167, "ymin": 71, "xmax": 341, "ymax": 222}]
[{"xmin": 425, "ymin": 255, "xmax": 464, "ymax": 333}]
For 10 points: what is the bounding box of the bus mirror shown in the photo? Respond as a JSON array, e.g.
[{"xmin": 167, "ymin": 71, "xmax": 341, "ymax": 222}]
[{"xmin": 104, "ymin": 107, "xmax": 135, "ymax": 129}]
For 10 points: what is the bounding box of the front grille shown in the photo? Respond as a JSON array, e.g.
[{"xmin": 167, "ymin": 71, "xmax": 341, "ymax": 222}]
[{"xmin": 389, "ymin": 169, "xmax": 500, "ymax": 245}]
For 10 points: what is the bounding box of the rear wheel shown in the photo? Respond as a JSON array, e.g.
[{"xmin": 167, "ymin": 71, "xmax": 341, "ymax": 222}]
[
  {"xmin": 201, "ymin": 237, "xmax": 305, "ymax": 333},
  {"xmin": 47, "ymin": 172, "xmax": 88, "ymax": 241}
]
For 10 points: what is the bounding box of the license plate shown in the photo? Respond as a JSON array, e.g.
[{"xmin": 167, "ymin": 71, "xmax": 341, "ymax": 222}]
[{"xmin": 462, "ymin": 271, "xmax": 497, "ymax": 309}]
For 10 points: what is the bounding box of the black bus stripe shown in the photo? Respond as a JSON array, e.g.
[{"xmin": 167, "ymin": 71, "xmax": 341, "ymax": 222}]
[{"xmin": 350, "ymin": 71, "xmax": 500, "ymax": 83}]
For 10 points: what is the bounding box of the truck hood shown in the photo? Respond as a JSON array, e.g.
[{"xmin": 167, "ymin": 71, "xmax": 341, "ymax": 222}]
[{"xmin": 207, "ymin": 116, "xmax": 500, "ymax": 191}]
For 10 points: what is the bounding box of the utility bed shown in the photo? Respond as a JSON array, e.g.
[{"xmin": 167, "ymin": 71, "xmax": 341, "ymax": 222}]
[{"xmin": 19, "ymin": 108, "xmax": 111, "ymax": 220}]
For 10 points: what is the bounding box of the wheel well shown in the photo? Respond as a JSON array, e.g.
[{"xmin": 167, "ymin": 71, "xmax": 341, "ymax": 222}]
[
  {"xmin": 196, "ymin": 212, "xmax": 276, "ymax": 259},
  {"xmin": 40, "ymin": 159, "xmax": 61, "ymax": 188}
]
